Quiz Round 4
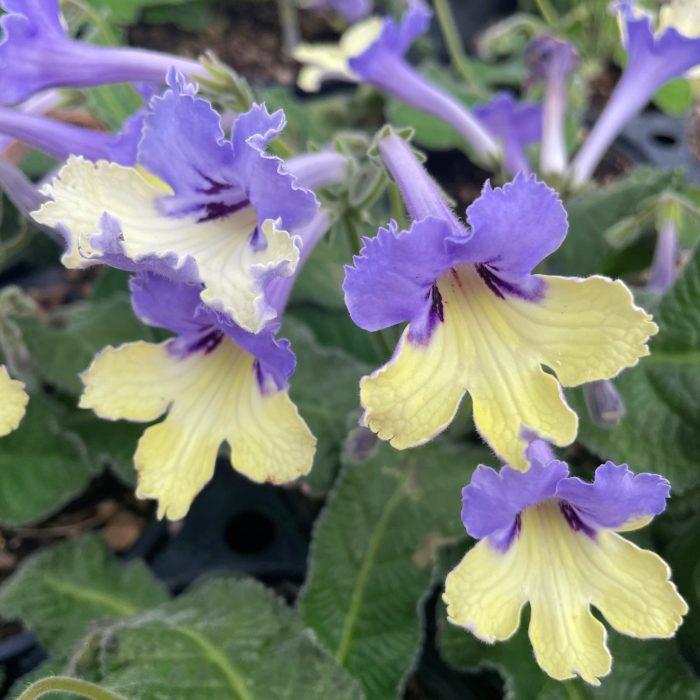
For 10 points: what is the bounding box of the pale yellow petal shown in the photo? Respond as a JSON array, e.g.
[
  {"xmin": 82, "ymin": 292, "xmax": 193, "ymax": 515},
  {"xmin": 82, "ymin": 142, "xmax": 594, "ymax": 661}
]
[
  {"xmin": 79, "ymin": 341, "xmax": 178, "ymax": 422},
  {"xmin": 229, "ymin": 386, "xmax": 316, "ymax": 485},
  {"xmin": 443, "ymin": 539, "xmax": 527, "ymax": 643},
  {"xmin": 292, "ymin": 17, "xmax": 383, "ymax": 92},
  {"xmin": 503, "ymin": 276, "xmax": 657, "ymax": 387},
  {"xmin": 585, "ymin": 532, "xmax": 688, "ymax": 638},
  {"xmin": 529, "ymin": 597, "xmax": 610, "ymax": 686},
  {"xmin": 0, "ymin": 365, "xmax": 28, "ymax": 437},
  {"xmin": 359, "ymin": 328, "xmax": 465, "ymax": 450},
  {"xmin": 34, "ymin": 157, "xmax": 300, "ymax": 333},
  {"xmin": 81, "ymin": 339, "xmax": 315, "ymax": 520}
]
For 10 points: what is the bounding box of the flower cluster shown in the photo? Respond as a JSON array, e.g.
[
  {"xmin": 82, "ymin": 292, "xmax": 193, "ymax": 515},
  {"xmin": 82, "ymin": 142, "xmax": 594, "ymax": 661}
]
[{"xmin": 0, "ymin": 0, "xmax": 692, "ymax": 690}]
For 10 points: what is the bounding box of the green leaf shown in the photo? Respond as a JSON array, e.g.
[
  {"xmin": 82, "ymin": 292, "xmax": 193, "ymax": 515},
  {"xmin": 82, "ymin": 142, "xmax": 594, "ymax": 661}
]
[
  {"xmin": 438, "ymin": 604, "xmax": 700, "ymax": 700},
  {"xmin": 0, "ymin": 394, "xmax": 96, "ymax": 526},
  {"xmin": 82, "ymin": 0, "xmax": 191, "ymax": 25},
  {"xmin": 300, "ymin": 440, "xmax": 492, "ymax": 698},
  {"xmin": 653, "ymin": 79, "xmax": 693, "ymax": 116},
  {"xmin": 284, "ymin": 321, "xmax": 372, "ymax": 494},
  {"xmin": 0, "ymin": 534, "xmax": 167, "ymax": 655},
  {"xmin": 551, "ymin": 169, "xmax": 679, "ymax": 277},
  {"xmin": 570, "ymin": 244, "xmax": 700, "ymax": 492},
  {"xmin": 70, "ymin": 577, "xmax": 364, "ymax": 700},
  {"xmin": 60, "ymin": 410, "xmax": 140, "ymax": 486},
  {"xmin": 17, "ymin": 296, "xmax": 158, "ymax": 397}
]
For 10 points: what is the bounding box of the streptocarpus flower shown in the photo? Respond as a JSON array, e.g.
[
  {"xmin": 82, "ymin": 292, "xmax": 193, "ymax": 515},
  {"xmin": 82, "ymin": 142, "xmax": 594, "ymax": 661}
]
[
  {"xmin": 0, "ymin": 0, "xmax": 205, "ymax": 104},
  {"xmin": 301, "ymin": 0, "xmax": 372, "ymax": 22},
  {"xmin": 443, "ymin": 440, "xmax": 687, "ymax": 685},
  {"xmin": 0, "ymin": 365, "xmax": 28, "ymax": 437},
  {"xmin": 33, "ymin": 73, "xmax": 318, "ymax": 335},
  {"xmin": 79, "ymin": 212, "xmax": 332, "ymax": 519},
  {"xmin": 569, "ymin": 0, "xmax": 700, "ymax": 187},
  {"xmin": 473, "ymin": 92, "xmax": 541, "ymax": 175},
  {"xmin": 343, "ymin": 131, "xmax": 657, "ymax": 469},
  {"xmin": 525, "ymin": 35, "xmax": 578, "ymax": 176},
  {"xmin": 294, "ymin": 2, "xmax": 501, "ymax": 166}
]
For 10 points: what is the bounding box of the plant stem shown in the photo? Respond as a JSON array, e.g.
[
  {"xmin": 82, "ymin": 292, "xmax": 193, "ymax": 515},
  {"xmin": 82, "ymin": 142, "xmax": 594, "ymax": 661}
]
[
  {"xmin": 432, "ymin": 0, "xmax": 485, "ymax": 97},
  {"xmin": 276, "ymin": 0, "xmax": 300, "ymax": 55},
  {"xmin": 534, "ymin": 0, "xmax": 559, "ymax": 27},
  {"xmin": 17, "ymin": 677, "xmax": 126, "ymax": 700}
]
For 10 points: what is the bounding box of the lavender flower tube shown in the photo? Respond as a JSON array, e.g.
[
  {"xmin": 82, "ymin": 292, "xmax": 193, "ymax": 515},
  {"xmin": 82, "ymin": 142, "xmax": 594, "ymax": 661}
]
[
  {"xmin": 0, "ymin": 0, "xmax": 205, "ymax": 104},
  {"xmin": 526, "ymin": 36, "xmax": 578, "ymax": 176},
  {"xmin": 0, "ymin": 107, "xmax": 143, "ymax": 165},
  {"xmin": 570, "ymin": 1, "xmax": 700, "ymax": 187},
  {"xmin": 349, "ymin": 3, "xmax": 501, "ymax": 166}
]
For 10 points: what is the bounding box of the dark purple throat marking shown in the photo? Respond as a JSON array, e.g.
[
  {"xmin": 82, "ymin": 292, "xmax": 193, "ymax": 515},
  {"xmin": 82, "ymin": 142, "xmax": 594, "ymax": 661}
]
[
  {"xmin": 193, "ymin": 169, "xmax": 251, "ymax": 223},
  {"xmin": 559, "ymin": 501, "xmax": 596, "ymax": 538},
  {"xmin": 475, "ymin": 263, "xmax": 524, "ymax": 299},
  {"xmin": 186, "ymin": 328, "xmax": 224, "ymax": 356}
]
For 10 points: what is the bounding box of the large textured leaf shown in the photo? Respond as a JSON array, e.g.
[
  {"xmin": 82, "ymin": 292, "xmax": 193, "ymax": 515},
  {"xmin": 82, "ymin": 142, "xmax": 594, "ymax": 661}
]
[
  {"xmin": 285, "ymin": 321, "xmax": 372, "ymax": 494},
  {"xmin": 70, "ymin": 577, "xmax": 364, "ymax": 700},
  {"xmin": 0, "ymin": 534, "xmax": 167, "ymax": 655},
  {"xmin": 570, "ymin": 244, "xmax": 700, "ymax": 492},
  {"xmin": 0, "ymin": 394, "xmax": 96, "ymax": 526},
  {"xmin": 439, "ymin": 611, "xmax": 699, "ymax": 699},
  {"xmin": 300, "ymin": 440, "xmax": 492, "ymax": 699},
  {"xmin": 17, "ymin": 296, "xmax": 158, "ymax": 396}
]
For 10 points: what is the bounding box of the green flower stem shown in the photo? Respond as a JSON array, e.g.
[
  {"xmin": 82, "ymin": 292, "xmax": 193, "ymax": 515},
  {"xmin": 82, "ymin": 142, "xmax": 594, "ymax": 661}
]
[
  {"xmin": 17, "ymin": 677, "xmax": 126, "ymax": 700},
  {"xmin": 432, "ymin": 0, "xmax": 485, "ymax": 97},
  {"xmin": 534, "ymin": 0, "xmax": 560, "ymax": 27}
]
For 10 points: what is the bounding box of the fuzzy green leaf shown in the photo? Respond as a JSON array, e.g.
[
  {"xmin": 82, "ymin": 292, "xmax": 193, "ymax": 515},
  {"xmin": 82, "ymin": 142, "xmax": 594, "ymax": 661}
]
[
  {"xmin": 570, "ymin": 244, "xmax": 700, "ymax": 492},
  {"xmin": 0, "ymin": 395, "xmax": 96, "ymax": 526},
  {"xmin": 0, "ymin": 534, "xmax": 167, "ymax": 655},
  {"xmin": 70, "ymin": 577, "xmax": 364, "ymax": 700},
  {"xmin": 300, "ymin": 440, "xmax": 492, "ymax": 698}
]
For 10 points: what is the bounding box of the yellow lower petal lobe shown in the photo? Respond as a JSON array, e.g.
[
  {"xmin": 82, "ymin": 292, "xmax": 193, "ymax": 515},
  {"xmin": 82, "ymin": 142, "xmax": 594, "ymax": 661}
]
[
  {"xmin": 444, "ymin": 539, "xmax": 527, "ymax": 643},
  {"xmin": 359, "ymin": 329, "xmax": 465, "ymax": 450},
  {"xmin": 360, "ymin": 266, "xmax": 656, "ymax": 468},
  {"xmin": 443, "ymin": 499, "xmax": 687, "ymax": 685},
  {"xmin": 80, "ymin": 340, "xmax": 315, "ymax": 520},
  {"xmin": 0, "ymin": 365, "xmax": 28, "ymax": 437}
]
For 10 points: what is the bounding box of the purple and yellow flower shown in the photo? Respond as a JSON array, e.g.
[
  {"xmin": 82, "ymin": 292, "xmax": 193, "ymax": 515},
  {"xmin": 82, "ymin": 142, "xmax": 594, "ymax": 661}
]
[
  {"xmin": 343, "ymin": 132, "xmax": 657, "ymax": 468},
  {"xmin": 79, "ymin": 212, "xmax": 332, "ymax": 519},
  {"xmin": 32, "ymin": 73, "xmax": 318, "ymax": 335},
  {"xmin": 473, "ymin": 92, "xmax": 542, "ymax": 175},
  {"xmin": 570, "ymin": 0, "xmax": 700, "ymax": 186},
  {"xmin": 0, "ymin": 0, "xmax": 204, "ymax": 105},
  {"xmin": 0, "ymin": 365, "xmax": 28, "ymax": 436},
  {"xmin": 293, "ymin": 2, "xmax": 501, "ymax": 166},
  {"xmin": 444, "ymin": 440, "xmax": 687, "ymax": 685}
]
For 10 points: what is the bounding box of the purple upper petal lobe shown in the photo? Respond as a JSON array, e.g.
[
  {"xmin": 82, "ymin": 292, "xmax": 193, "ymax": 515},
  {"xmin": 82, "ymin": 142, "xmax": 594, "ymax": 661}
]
[
  {"xmin": 343, "ymin": 217, "xmax": 459, "ymax": 332},
  {"xmin": 138, "ymin": 73, "xmax": 317, "ymax": 231},
  {"xmin": 130, "ymin": 271, "xmax": 296, "ymax": 391},
  {"xmin": 556, "ymin": 461, "xmax": 670, "ymax": 530},
  {"xmin": 451, "ymin": 174, "xmax": 567, "ymax": 275},
  {"xmin": 461, "ymin": 459, "xmax": 568, "ymax": 547}
]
